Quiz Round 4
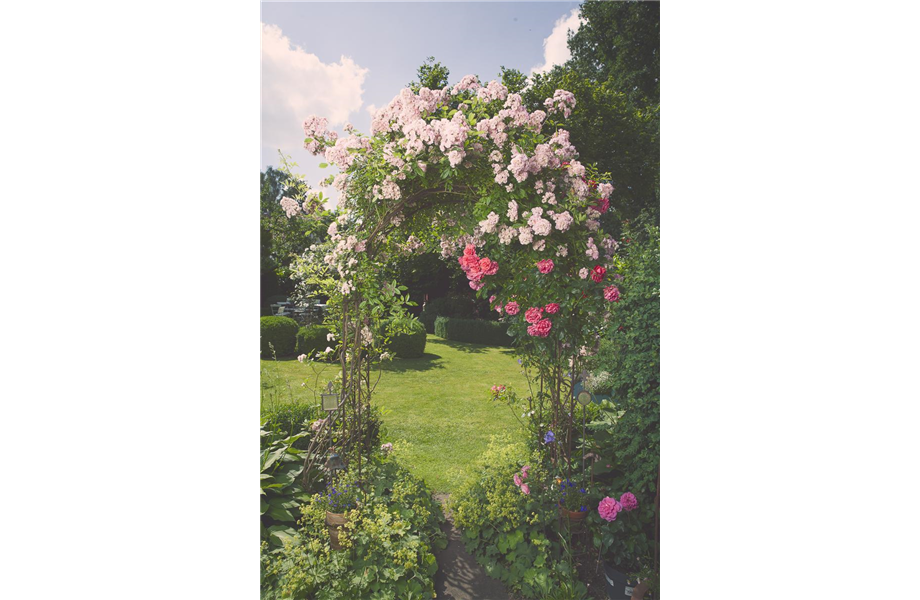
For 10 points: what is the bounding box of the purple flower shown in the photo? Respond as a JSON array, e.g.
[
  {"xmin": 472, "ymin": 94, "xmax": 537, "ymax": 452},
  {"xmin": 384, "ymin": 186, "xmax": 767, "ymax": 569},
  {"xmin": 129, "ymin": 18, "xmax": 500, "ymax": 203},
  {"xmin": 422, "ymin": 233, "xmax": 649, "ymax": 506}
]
[{"xmin": 544, "ymin": 431, "xmax": 555, "ymax": 444}]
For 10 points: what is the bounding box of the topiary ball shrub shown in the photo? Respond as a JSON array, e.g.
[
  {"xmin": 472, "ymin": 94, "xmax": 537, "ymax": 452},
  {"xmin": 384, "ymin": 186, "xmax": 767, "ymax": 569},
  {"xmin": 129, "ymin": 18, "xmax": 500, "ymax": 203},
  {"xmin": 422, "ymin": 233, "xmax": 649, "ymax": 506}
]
[
  {"xmin": 387, "ymin": 320, "xmax": 427, "ymax": 358},
  {"xmin": 385, "ymin": 316, "xmax": 427, "ymax": 358},
  {"xmin": 260, "ymin": 316, "xmax": 299, "ymax": 358},
  {"xmin": 296, "ymin": 325, "xmax": 332, "ymax": 359}
]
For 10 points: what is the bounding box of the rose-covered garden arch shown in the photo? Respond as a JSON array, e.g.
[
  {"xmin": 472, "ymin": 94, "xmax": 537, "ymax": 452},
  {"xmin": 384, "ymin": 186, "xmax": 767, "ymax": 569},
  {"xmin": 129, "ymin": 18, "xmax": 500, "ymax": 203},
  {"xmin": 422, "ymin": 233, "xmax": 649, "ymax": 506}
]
[{"xmin": 287, "ymin": 75, "xmax": 621, "ymax": 485}]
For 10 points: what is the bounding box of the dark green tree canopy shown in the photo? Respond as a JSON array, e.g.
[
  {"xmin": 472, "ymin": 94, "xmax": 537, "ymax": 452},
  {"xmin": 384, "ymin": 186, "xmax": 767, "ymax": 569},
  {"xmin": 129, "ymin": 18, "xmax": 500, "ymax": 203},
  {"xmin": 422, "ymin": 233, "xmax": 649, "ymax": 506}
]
[{"xmin": 568, "ymin": 0, "xmax": 660, "ymax": 106}]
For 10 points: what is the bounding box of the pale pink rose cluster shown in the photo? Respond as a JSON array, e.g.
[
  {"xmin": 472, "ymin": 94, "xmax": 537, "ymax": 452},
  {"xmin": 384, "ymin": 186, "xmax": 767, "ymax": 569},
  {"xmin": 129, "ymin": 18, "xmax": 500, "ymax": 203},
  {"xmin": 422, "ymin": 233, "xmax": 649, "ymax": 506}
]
[
  {"xmin": 602, "ymin": 236, "xmax": 619, "ymax": 258},
  {"xmin": 550, "ymin": 210, "xmax": 573, "ymax": 232},
  {"xmin": 528, "ymin": 207, "xmax": 552, "ymax": 236},
  {"xmin": 452, "ymin": 74, "xmax": 481, "ymax": 94},
  {"xmin": 518, "ymin": 226, "xmax": 534, "ymax": 245},
  {"xmin": 479, "ymin": 211, "xmax": 500, "ymax": 234},
  {"xmin": 586, "ymin": 237, "xmax": 600, "ymax": 260},
  {"xmin": 280, "ymin": 196, "xmax": 301, "ymax": 218},
  {"xmin": 302, "ymin": 115, "xmax": 338, "ymax": 154},
  {"xmin": 477, "ymin": 79, "xmax": 509, "ymax": 102},
  {"xmin": 544, "ymin": 89, "xmax": 577, "ymax": 118},
  {"xmin": 324, "ymin": 135, "xmax": 372, "ymax": 170}
]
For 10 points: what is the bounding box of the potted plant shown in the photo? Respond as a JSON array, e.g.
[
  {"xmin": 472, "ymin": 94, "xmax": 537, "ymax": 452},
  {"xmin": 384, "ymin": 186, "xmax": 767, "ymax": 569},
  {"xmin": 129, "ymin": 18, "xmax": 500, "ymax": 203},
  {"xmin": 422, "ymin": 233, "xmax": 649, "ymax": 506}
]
[
  {"xmin": 556, "ymin": 478, "xmax": 591, "ymax": 523},
  {"xmin": 591, "ymin": 492, "xmax": 652, "ymax": 599},
  {"xmin": 317, "ymin": 480, "xmax": 359, "ymax": 550}
]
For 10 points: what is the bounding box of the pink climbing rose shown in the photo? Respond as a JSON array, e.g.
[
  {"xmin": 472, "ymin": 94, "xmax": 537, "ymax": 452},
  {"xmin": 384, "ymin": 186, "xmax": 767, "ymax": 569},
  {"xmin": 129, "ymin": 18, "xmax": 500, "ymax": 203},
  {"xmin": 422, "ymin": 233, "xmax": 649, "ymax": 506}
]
[
  {"xmin": 598, "ymin": 496, "xmax": 621, "ymax": 522},
  {"xmin": 527, "ymin": 319, "xmax": 552, "ymax": 338},
  {"xmin": 619, "ymin": 492, "xmax": 638, "ymax": 512},
  {"xmin": 537, "ymin": 259, "xmax": 554, "ymax": 274},
  {"xmin": 520, "ymin": 483, "xmax": 530, "ymax": 495},
  {"xmin": 544, "ymin": 303, "xmax": 560, "ymax": 314},
  {"xmin": 603, "ymin": 286, "xmax": 620, "ymax": 302},
  {"xmin": 505, "ymin": 301, "xmax": 520, "ymax": 315},
  {"xmin": 513, "ymin": 473, "xmax": 522, "ymax": 487},
  {"xmin": 524, "ymin": 307, "xmax": 544, "ymax": 324}
]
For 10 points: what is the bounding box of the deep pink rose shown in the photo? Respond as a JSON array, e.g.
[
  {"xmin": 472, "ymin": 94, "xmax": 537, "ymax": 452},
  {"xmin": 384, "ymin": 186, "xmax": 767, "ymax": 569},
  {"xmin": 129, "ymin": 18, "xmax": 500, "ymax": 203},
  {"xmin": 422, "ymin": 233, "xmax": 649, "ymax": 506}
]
[
  {"xmin": 591, "ymin": 197, "xmax": 610, "ymax": 213},
  {"xmin": 524, "ymin": 307, "xmax": 544, "ymax": 324},
  {"xmin": 513, "ymin": 473, "xmax": 522, "ymax": 487},
  {"xmin": 619, "ymin": 492, "xmax": 638, "ymax": 512},
  {"xmin": 480, "ymin": 257, "xmax": 494, "ymax": 272},
  {"xmin": 591, "ymin": 265, "xmax": 607, "ymax": 283},
  {"xmin": 598, "ymin": 496, "xmax": 621, "ymax": 522},
  {"xmin": 482, "ymin": 259, "xmax": 499, "ymax": 276},
  {"xmin": 505, "ymin": 301, "xmax": 520, "ymax": 315},
  {"xmin": 544, "ymin": 303, "xmax": 560, "ymax": 314},
  {"xmin": 537, "ymin": 259, "xmax": 554, "ymax": 274},
  {"xmin": 527, "ymin": 318, "xmax": 552, "ymax": 337},
  {"xmin": 463, "ymin": 244, "xmax": 476, "ymax": 257},
  {"xmin": 603, "ymin": 286, "xmax": 620, "ymax": 302}
]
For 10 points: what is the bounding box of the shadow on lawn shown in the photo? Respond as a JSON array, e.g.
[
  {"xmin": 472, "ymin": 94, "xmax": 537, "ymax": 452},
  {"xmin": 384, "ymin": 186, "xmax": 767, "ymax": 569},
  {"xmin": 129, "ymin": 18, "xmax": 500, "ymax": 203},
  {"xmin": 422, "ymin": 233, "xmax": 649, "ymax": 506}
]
[
  {"xmin": 381, "ymin": 352, "xmax": 446, "ymax": 373},
  {"xmin": 428, "ymin": 337, "xmax": 517, "ymax": 356}
]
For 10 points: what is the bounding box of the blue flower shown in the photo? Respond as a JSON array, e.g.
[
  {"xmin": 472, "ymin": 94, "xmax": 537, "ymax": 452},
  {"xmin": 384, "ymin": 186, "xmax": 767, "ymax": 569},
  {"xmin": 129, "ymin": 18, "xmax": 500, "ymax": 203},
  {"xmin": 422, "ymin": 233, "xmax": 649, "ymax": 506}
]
[{"xmin": 544, "ymin": 431, "xmax": 555, "ymax": 444}]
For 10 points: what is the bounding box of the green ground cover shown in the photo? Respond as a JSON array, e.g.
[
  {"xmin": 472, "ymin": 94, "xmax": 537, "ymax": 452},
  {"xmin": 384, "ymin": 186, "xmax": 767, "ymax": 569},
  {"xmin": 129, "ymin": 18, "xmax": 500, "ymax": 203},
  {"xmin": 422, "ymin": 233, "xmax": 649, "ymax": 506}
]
[{"xmin": 260, "ymin": 335, "xmax": 529, "ymax": 493}]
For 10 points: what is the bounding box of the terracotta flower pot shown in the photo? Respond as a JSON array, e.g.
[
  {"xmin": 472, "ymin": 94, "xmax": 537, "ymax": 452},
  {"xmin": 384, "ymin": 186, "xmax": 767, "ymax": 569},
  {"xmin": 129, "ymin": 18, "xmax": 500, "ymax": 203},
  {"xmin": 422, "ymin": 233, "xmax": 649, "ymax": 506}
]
[
  {"xmin": 325, "ymin": 510, "xmax": 350, "ymax": 550},
  {"xmin": 557, "ymin": 503, "xmax": 588, "ymax": 522}
]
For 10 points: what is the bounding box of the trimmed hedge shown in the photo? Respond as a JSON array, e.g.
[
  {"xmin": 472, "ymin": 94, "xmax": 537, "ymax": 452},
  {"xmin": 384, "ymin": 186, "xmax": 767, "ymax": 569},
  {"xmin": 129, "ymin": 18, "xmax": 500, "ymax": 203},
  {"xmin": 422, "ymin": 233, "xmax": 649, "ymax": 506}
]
[
  {"xmin": 434, "ymin": 316, "xmax": 512, "ymax": 347},
  {"xmin": 420, "ymin": 295, "xmax": 478, "ymax": 333},
  {"xmin": 296, "ymin": 324, "xmax": 331, "ymax": 358},
  {"xmin": 260, "ymin": 316, "xmax": 299, "ymax": 358},
  {"xmin": 387, "ymin": 320, "xmax": 427, "ymax": 358}
]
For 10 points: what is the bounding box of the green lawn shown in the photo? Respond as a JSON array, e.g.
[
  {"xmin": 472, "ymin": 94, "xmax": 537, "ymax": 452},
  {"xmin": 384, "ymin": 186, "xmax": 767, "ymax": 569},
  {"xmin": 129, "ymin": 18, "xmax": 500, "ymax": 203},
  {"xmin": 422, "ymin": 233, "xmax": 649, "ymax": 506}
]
[{"xmin": 260, "ymin": 335, "xmax": 529, "ymax": 493}]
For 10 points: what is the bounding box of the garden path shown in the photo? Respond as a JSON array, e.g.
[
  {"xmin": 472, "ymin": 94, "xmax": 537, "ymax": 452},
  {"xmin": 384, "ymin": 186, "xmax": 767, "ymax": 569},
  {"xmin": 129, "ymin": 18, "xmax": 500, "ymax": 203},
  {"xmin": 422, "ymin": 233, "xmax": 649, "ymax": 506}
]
[{"xmin": 434, "ymin": 494, "xmax": 511, "ymax": 600}]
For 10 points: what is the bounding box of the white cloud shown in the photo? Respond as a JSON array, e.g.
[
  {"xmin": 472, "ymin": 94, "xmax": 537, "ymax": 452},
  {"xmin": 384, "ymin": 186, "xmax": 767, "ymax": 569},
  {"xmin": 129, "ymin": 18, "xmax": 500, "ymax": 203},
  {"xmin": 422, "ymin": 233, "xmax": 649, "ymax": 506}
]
[
  {"xmin": 530, "ymin": 8, "xmax": 585, "ymax": 77},
  {"xmin": 261, "ymin": 23, "xmax": 369, "ymax": 153}
]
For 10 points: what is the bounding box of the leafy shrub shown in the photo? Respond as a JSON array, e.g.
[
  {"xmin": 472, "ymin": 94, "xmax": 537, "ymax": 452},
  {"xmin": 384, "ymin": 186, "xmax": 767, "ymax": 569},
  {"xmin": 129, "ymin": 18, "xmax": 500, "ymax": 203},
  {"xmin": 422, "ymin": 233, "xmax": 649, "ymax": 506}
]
[
  {"xmin": 586, "ymin": 215, "xmax": 660, "ymax": 564},
  {"xmin": 295, "ymin": 325, "xmax": 332, "ymax": 358},
  {"xmin": 260, "ymin": 428, "xmax": 308, "ymax": 549},
  {"xmin": 261, "ymin": 316, "xmax": 299, "ymax": 358},
  {"xmin": 261, "ymin": 455, "xmax": 447, "ymax": 600},
  {"xmin": 261, "ymin": 402, "xmax": 322, "ymax": 450},
  {"xmin": 434, "ymin": 316, "xmax": 512, "ymax": 346},
  {"xmin": 386, "ymin": 317, "xmax": 427, "ymax": 358},
  {"xmin": 451, "ymin": 437, "xmax": 573, "ymax": 598}
]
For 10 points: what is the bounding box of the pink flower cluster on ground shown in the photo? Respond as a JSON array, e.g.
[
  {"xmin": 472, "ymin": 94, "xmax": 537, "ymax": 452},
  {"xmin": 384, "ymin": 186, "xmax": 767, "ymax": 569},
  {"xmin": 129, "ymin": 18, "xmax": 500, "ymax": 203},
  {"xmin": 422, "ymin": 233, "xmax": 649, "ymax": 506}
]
[
  {"xmin": 598, "ymin": 496, "xmax": 622, "ymax": 522},
  {"xmin": 490, "ymin": 384, "xmax": 506, "ymax": 395},
  {"xmin": 457, "ymin": 244, "xmax": 498, "ymax": 290},
  {"xmin": 513, "ymin": 465, "xmax": 531, "ymax": 495}
]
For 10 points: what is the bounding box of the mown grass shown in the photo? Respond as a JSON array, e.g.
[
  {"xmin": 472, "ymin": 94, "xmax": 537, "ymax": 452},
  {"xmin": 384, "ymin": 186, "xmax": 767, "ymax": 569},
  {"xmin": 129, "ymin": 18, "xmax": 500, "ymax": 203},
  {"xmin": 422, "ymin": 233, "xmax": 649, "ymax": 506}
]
[{"xmin": 260, "ymin": 335, "xmax": 529, "ymax": 493}]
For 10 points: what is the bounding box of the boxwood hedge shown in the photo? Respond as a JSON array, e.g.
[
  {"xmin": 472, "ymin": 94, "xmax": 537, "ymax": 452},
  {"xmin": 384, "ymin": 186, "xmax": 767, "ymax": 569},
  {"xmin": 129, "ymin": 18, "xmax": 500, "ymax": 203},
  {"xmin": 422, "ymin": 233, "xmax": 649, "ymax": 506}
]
[{"xmin": 434, "ymin": 316, "xmax": 512, "ymax": 347}]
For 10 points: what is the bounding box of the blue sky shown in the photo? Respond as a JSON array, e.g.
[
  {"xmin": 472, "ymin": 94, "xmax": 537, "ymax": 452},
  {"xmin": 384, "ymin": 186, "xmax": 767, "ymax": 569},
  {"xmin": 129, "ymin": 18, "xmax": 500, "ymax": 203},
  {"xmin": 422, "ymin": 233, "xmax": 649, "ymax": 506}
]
[{"xmin": 261, "ymin": 1, "xmax": 582, "ymax": 204}]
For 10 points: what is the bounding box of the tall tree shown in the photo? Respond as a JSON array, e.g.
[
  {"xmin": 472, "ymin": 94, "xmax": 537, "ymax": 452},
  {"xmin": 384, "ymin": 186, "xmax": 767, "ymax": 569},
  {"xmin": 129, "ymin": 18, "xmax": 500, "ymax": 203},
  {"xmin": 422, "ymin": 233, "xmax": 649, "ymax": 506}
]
[
  {"xmin": 408, "ymin": 56, "xmax": 450, "ymax": 91},
  {"xmin": 568, "ymin": 0, "xmax": 660, "ymax": 107}
]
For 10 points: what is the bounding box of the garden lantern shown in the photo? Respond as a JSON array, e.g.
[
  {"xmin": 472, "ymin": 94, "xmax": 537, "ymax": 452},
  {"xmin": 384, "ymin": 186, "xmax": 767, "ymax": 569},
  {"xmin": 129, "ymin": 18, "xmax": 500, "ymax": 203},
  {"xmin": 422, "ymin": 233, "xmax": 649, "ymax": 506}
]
[{"xmin": 321, "ymin": 381, "xmax": 339, "ymax": 412}]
